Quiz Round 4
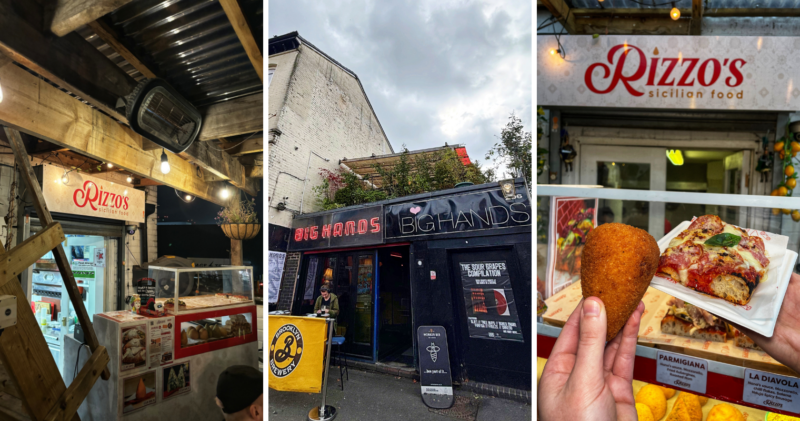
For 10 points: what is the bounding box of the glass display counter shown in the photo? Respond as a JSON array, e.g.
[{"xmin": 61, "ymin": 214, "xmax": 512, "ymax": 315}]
[
  {"xmin": 147, "ymin": 266, "xmax": 254, "ymax": 314},
  {"xmin": 537, "ymin": 185, "xmax": 800, "ymax": 417}
]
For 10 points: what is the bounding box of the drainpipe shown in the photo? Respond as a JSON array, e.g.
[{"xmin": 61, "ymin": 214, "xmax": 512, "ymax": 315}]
[{"xmin": 300, "ymin": 151, "xmax": 330, "ymax": 214}]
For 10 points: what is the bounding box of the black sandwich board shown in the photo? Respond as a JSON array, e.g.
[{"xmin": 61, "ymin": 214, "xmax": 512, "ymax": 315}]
[{"xmin": 417, "ymin": 326, "xmax": 454, "ymax": 409}]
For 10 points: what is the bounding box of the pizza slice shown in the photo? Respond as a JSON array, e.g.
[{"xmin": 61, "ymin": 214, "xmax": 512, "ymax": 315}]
[
  {"xmin": 729, "ymin": 326, "xmax": 763, "ymax": 350},
  {"xmin": 661, "ymin": 298, "xmax": 728, "ymax": 342},
  {"xmin": 656, "ymin": 215, "xmax": 769, "ymax": 305}
]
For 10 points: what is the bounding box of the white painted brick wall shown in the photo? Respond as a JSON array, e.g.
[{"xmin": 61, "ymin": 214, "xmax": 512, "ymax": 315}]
[{"xmin": 268, "ymin": 45, "xmax": 393, "ymax": 229}]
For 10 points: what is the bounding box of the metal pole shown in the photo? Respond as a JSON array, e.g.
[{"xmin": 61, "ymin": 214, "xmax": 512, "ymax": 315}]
[{"xmin": 308, "ymin": 318, "xmax": 337, "ymax": 421}]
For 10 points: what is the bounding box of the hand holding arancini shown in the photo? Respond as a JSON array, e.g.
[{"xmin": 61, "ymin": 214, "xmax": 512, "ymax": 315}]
[{"xmin": 581, "ymin": 223, "xmax": 661, "ymax": 341}]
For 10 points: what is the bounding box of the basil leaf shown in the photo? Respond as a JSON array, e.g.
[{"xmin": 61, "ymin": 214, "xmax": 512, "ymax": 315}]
[{"xmin": 704, "ymin": 233, "xmax": 741, "ymax": 248}]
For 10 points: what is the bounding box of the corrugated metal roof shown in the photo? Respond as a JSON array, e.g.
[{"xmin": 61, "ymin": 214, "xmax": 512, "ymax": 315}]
[
  {"xmin": 567, "ymin": 0, "xmax": 800, "ymax": 8},
  {"xmin": 78, "ymin": 0, "xmax": 263, "ymax": 108}
]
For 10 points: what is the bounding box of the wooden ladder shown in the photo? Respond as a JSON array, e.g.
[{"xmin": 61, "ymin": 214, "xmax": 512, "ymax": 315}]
[{"xmin": 0, "ymin": 127, "xmax": 110, "ymax": 421}]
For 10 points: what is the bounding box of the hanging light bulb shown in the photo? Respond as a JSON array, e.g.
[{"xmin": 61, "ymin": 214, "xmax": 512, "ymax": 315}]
[
  {"xmin": 61, "ymin": 172, "xmax": 69, "ymax": 184},
  {"xmin": 670, "ymin": 5, "xmax": 680, "ymax": 20},
  {"xmin": 126, "ymin": 175, "xmax": 132, "ymax": 183},
  {"xmin": 160, "ymin": 149, "xmax": 170, "ymax": 174},
  {"xmin": 185, "ymin": 195, "xmax": 192, "ymax": 201},
  {"xmin": 107, "ymin": 163, "xmax": 113, "ymax": 169},
  {"xmin": 550, "ymin": 48, "xmax": 556, "ymax": 55},
  {"xmin": 220, "ymin": 187, "xmax": 229, "ymax": 199}
]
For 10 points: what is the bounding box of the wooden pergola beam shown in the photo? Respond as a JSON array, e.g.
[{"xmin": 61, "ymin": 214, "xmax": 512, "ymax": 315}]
[
  {"xmin": 540, "ymin": 0, "xmax": 578, "ymax": 34},
  {"xmin": 0, "ymin": 0, "xmax": 135, "ymax": 124},
  {"xmin": 220, "ymin": 136, "xmax": 263, "ymax": 156},
  {"xmin": 219, "ymin": 0, "xmax": 263, "ymax": 82},
  {"xmin": 569, "ymin": 7, "xmax": 800, "ymax": 18},
  {"xmin": 198, "ymin": 93, "xmax": 263, "ymax": 141},
  {"xmin": 0, "ymin": 57, "xmax": 233, "ymax": 206},
  {"xmin": 691, "ymin": 0, "xmax": 704, "ymax": 35},
  {"xmin": 576, "ymin": 17, "xmax": 689, "ymax": 35},
  {"xmin": 85, "ymin": 19, "xmax": 156, "ymax": 79},
  {"xmin": 50, "ymin": 0, "xmax": 135, "ymax": 37}
]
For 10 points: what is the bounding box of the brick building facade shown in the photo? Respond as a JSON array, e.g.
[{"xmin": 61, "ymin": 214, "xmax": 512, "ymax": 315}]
[{"xmin": 268, "ymin": 32, "xmax": 393, "ymax": 309}]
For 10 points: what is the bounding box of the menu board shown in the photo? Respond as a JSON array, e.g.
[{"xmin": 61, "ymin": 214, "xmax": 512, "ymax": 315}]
[
  {"xmin": 459, "ymin": 261, "xmax": 523, "ymax": 342},
  {"xmin": 147, "ymin": 317, "xmax": 174, "ymax": 368}
]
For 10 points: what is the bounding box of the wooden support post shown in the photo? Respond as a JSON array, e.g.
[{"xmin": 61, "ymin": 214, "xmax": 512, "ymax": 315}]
[
  {"xmin": 231, "ymin": 239, "xmax": 243, "ymax": 266},
  {"xmin": 4, "ymin": 127, "xmax": 110, "ymax": 382},
  {"xmin": 691, "ymin": 0, "xmax": 704, "ymax": 35},
  {"xmin": 44, "ymin": 346, "xmax": 110, "ymax": 421}
]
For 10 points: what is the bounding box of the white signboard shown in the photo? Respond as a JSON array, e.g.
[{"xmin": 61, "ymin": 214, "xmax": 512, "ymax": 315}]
[
  {"xmin": 267, "ymin": 251, "xmax": 286, "ymax": 304},
  {"xmin": 40, "ymin": 165, "xmax": 145, "ymax": 223},
  {"xmin": 94, "ymin": 248, "xmax": 106, "ymax": 268},
  {"xmin": 538, "ymin": 36, "xmax": 800, "ymax": 111},
  {"xmin": 743, "ymin": 368, "xmax": 800, "ymax": 413},
  {"xmin": 656, "ymin": 350, "xmax": 708, "ymax": 394}
]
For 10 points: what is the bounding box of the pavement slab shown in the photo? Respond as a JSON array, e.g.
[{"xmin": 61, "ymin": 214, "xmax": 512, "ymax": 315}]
[{"xmin": 268, "ymin": 367, "xmax": 531, "ymax": 421}]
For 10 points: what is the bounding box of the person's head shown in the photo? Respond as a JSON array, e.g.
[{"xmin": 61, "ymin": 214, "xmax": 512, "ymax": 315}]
[
  {"xmin": 320, "ymin": 285, "xmax": 330, "ymax": 300},
  {"xmin": 216, "ymin": 365, "xmax": 263, "ymax": 421}
]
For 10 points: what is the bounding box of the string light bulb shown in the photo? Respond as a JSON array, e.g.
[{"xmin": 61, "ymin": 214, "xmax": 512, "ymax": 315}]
[
  {"xmin": 126, "ymin": 175, "xmax": 132, "ymax": 183},
  {"xmin": 220, "ymin": 187, "xmax": 230, "ymax": 199},
  {"xmin": 160, "ymin": 149, "xmax": 170, "ymax": 174},
  {"xmin": 550, "ymin": 49, "xmax": 556, "ymax": 55},
  {"xmin": 185, "ymin": 195, "xmax": 192, "ymax": 201},
  {"xmin": 61, "ymin": 172, "xmax": 69, "ymax": 184},
  {"xmin": 107, "ymin": 163, "xmax": 113, "ymax": 169},
  {"xmin": 670, "ymin": 5, "xmax": 680, "ymax": 20}
]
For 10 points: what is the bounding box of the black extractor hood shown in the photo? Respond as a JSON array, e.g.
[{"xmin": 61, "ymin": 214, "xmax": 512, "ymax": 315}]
[{"xmin": 124, "ymin": 78, "xmax": 202, "ymax": 153}]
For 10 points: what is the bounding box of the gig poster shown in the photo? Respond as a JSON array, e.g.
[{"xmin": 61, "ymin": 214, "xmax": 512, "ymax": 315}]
[{"xmin": 459, "ymin": 261, "xmax": 523, "ymax": 342}]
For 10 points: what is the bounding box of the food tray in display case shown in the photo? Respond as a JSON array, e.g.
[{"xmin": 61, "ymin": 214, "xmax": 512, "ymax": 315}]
[
  {"xmin": 146, "ymin": 266, "xmax": 254, "ymax": 315},
  {"xmin": 174, "ymin": 305, "xmax": 257, "ymax": 359}
]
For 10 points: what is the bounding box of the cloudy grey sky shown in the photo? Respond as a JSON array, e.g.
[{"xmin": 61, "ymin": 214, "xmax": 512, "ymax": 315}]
[{"xmin": 268, "ymin": 0, "xmax": 531, "ymax": 178}]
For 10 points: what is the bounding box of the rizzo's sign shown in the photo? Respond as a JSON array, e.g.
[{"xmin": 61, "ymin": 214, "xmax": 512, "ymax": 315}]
[
  {"xmin": 385, "ymin": 185, "xmax": 531, "ymax": 239},
  {"xmin": 538, "ymin": 36, "xmax": 800, "ymax": 110},
  {"xmin": 288, "ymin": 205, "xmax": 383, "ymax": 251},
  {"xmin": 36, "ymin": 165, "xmax": 145, "ymax": 223}
]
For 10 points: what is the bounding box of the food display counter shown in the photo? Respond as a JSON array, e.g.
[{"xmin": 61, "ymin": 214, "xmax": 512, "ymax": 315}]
[
  {"xmin": 537, "ymin": 186, "xmax": 800, "ymax": 418},
  {"xmin": 68, "ymin": 266, "xmax": 258, "ymax": 419}
]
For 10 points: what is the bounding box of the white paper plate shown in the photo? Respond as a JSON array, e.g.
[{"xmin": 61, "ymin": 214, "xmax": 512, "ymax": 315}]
[{"xmin": 649, "ymin": 219, "xmax": 798, "ymax": 337}]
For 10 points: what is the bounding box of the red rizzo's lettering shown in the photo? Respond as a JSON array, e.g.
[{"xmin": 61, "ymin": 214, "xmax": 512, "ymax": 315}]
[
  {"xmin": 584, "ymin": 44, "xmax": 747, "ymax": 97},
  {"xmin": 72, "ymin": 181, "xmax": 132, "ymax": 215}
]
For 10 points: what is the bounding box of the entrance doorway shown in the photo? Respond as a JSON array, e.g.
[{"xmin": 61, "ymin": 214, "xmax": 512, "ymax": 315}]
[
  {"xmin": 580, "ymin": 145, "xmax": 752, "ymax": 235},
  {"xmin": 376, "ymin": 247, "xmax": 412, "ymax": 366},
  {"xmin": 295, "ymin": 249, "xmax": 378, "ymax": 360}
]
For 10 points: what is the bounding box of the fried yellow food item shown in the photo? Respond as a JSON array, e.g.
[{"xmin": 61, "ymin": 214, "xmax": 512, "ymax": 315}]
[
  {"xmin": 658, "ymin": 386, "xmax": 676, "ymax": 399},
  {"xmin": 180, "ymin": 329, "xmax": 187, "ymax": 346},
  {"xmin": 636, "ymin": 403, "xmax": 654, "ymax": 421},
  {"xmin": 581, "ymin": 223, "xmax": 661, "ymax": 341},
  {"xmin": 666, "ymin": 397, "xmax": 693, "ymax": 421},
  {"xmin": 199, "ymin": 327, "xmax": 208, "ymax": 340},
  {"xmin": 697, "ymin": 396, "xmax": 708, "ymax": 406},
  {"xmin": 707, "ymin": 403, "xmax": 744, "ymax": 421},
  {"xmin": 636, "ymin": 385, "xmax": 667, "ymax": 421},
  {"xmin": 675, "ymin": 393, "xmax": 702, "ymax": 421}
]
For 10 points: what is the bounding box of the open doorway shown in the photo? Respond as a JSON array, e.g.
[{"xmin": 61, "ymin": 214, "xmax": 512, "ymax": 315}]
[{"xmin": 377, "ymin": 246, "xmax": 412, "ymax": 367}]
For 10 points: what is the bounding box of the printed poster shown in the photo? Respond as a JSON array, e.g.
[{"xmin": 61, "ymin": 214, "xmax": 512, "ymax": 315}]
[
  {"xmin": 121, "ymin": 370, "xmax": 156, "ymax": 415},
  {"xmin": 162, "ymin": 361, "xmax": 191, "ymax": 401},
  {"xmin": 268, "ymin": 251, "xmax": 287, "ymax": 304},
  {"xmin": 545, "ymin": 197, "xmax": 598, "ymax": 298},
  {"xmin": 303, "ymin": 257, "xmax": 319, "ymax": 300},
  {"xmin": 120, "ymin": 324, "xmax": 147, "ymax": 373},
  {"xmin": 459, "ymin": 261, "xmax": 523, "ymax": 342},
  {"xmin": 148, "ymin": 317, "xmax": 174, "ymax": 368},
  {"xmin": 94, "ymin": 248, "xmax": 106, "ymax": 268}
]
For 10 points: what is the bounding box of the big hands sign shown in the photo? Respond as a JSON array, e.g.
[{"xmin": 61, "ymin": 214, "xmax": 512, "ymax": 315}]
[{"xmin": 538, "ymin": 36, "xmax": 800, "ymax": 110}]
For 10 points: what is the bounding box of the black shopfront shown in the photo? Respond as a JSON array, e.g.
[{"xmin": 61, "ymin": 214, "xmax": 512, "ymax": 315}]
[{"xmin": 287, "ymin": 179, "xmax": 532, "ymax": 390}]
